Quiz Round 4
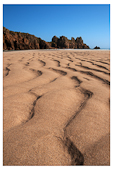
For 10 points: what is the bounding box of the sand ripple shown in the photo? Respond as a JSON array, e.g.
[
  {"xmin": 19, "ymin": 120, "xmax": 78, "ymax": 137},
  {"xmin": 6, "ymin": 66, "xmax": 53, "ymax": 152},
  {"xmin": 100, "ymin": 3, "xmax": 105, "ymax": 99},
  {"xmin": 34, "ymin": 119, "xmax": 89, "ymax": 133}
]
[{"xmin": 3, "ymin": 50, "xmax": 110, "ymax": 165}]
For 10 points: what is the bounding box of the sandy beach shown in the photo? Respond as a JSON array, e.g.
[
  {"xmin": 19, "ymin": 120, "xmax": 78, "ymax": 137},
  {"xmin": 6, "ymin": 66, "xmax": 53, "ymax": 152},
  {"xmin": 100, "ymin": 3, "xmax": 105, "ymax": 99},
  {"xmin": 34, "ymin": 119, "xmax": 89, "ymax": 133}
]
[{"xmin": 3, "ymin": 49, "xmax": 110, "ymax": 165}]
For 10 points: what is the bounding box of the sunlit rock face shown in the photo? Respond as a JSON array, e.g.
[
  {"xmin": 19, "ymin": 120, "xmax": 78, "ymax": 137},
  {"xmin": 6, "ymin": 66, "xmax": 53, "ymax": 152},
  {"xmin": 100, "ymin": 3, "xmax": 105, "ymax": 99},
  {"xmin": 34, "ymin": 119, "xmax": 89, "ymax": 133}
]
[{"xmin": 3, "ymin": 27, "xmax": 90, "ymax": 50}]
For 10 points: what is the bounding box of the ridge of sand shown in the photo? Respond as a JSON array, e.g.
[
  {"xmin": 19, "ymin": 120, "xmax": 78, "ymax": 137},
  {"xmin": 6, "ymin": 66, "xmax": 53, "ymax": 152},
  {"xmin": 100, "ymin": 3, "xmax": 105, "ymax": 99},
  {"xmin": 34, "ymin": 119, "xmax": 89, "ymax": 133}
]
[{"xmin": 3, "ymin": 50, "xmax": 110, "ymax": 165}]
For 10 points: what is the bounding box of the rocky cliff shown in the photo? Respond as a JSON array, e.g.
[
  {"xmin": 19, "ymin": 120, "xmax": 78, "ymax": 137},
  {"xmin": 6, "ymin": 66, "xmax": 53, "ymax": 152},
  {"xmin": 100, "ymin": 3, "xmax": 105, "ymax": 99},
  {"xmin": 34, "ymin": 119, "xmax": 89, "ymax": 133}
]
[
  {"xmin": 51, "ymin": 36, "xmax": 90, "ymax": 49},
  {"xmin": 3, "ymin": 27, "xmax": 90, "ymax": 50}
]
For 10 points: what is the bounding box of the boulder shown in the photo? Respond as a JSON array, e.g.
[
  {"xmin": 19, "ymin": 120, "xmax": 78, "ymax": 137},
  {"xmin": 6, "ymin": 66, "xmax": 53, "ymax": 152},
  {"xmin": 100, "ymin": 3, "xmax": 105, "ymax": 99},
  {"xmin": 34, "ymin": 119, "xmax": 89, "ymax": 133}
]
[{"xmin": 94, "ymin": 46, "xmax": 100, "ymax": 49}]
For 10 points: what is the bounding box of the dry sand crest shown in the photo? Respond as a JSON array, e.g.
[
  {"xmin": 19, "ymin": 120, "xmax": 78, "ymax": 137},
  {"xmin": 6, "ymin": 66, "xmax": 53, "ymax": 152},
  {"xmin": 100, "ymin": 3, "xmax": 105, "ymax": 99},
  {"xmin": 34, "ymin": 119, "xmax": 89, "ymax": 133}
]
[{"xmin": 3, "ymin": 49, "xmax": 110, "ymax": 165}]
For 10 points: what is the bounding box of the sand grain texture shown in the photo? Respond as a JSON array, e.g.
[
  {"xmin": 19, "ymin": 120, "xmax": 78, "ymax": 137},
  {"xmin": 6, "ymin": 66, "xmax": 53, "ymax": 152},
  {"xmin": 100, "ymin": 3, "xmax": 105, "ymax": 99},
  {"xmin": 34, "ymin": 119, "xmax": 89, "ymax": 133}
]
[{"xmin": 3, "ymin": 50, "xmax": 110, "ymax": 166}]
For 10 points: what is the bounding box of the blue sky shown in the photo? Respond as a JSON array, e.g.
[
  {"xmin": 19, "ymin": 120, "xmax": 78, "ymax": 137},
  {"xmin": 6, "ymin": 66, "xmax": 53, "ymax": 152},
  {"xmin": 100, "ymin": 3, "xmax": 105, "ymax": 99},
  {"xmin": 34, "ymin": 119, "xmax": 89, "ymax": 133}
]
[{"xmin": 3, "ymin": 4, "xmax": 110, "ymax": 48}]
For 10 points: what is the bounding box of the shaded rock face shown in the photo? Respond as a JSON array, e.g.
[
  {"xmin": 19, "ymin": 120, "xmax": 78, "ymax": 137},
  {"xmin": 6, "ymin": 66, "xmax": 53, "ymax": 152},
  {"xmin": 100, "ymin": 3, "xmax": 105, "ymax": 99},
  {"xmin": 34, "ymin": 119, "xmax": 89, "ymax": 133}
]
[
  {"xmin": 3, "ymin": 27, "xmax": 51, "ymax": 50},
  {"xmin": 51, "ymin": 36, "xmax": 90, "ymax": 49},
  {"xmin": 39, "ymin": 40, "xmax": 51, "ymax": 49},
  {"xmin": 3, "ymin": 27, "xmax": 90, "ymax": 50},
  {"xmin": 75, "ymin": 37, "xmax": 89, "ymax": 49},
  {"xmin": 57, "ymin": 36, "xmax": 69, "ymax": 49},
  {"xmin": 52, "ymin": 36, "xmax": 58, "ymax": 43},
  {"xmin": 69, "ymin": 37, "xmax": 77, "ymax": 49},
  {"xmin": 94, "ymin": 46, "xmax": 100, "ymax": 49},
  {"xmin": 51, "ymin": 36, "xmax": 58, "ymax": 48},
  {"xmin": 75, "ymin": 37, "xmax": 83, "ymax": 49}
]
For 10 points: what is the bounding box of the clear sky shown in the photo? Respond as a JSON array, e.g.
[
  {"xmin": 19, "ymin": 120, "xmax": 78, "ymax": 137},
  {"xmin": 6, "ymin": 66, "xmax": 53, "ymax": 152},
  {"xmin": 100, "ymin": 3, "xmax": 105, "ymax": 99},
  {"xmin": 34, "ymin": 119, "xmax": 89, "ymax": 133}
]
[{"xmin": 3, "ymin": 4, "xmax": 110, "ymax": 49}]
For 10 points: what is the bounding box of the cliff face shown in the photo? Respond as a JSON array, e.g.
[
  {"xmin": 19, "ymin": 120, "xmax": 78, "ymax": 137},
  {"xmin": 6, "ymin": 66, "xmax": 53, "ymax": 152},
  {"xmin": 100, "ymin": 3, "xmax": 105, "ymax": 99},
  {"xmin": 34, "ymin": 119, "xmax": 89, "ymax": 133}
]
[
  {"xmin": 3, "ymin": 27, "xmax": 90, "ymax": 50},
  {"xmin": 51, "ymin": 36, "xmax": 90, "ymax": 49},
  {"xmin": 3, "ymin": 27, "xmax": 52, "ymax": 51}
]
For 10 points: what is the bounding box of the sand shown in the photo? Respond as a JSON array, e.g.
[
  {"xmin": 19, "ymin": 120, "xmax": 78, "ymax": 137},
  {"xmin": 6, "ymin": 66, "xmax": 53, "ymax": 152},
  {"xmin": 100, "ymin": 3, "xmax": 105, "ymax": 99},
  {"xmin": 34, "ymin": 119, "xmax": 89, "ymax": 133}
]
[{"xmin": 3, "ymin": 49, "xmax": 110, "ymax": 166}]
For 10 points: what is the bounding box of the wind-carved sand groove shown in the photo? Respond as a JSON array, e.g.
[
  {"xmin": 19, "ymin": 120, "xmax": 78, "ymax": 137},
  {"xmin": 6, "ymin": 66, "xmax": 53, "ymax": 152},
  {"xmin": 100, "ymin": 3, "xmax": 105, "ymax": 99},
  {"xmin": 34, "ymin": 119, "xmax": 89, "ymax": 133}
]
[
  {"xmin": 64, "ymin": 137, "xmax": 84, "ymax": 165},
  {"xmin": 96, "ymin": 60, "xmax": 110, "ymax": 65},
  {"xmin": 71, "ymin": 76, "xmax": 82, "ymax": 85},
  {"xmin": 64, "ymin": 88, "xmax": 93, "ymax": 129},
  {"xmin": 5, "ymin": 67, "xmax": 10, "ymax": 76},
  {"xmin": 26, "ymin": 95, "xmax": 42, "ymax": 121},
  {"xmin": 63, "ymin": 84, "xmax": 93, "ymax": 165},
  {"xmin": 38, "ymin": 59, "xmax": 46, "ymax": 66},
  {"xmin": 3, "ymin": 50, "xmax": 110, "ymax": 166},
  {"xmin": 53, "ymin": 60, "xmax": 60, "ymax": 67},
  {"xmin": 76, "ymin": 64, "xmax": 110, "ymax": 75},
  {"xmin": 80, "ymin": 71, "xmax": 110, "ymax": 85},
  {"xmin": 94, "ymin": 63, "xmax": 109, "ymax": 71},
  {"xmin": 25, "ymin": 62, "xmax": 29, "ymax": 66},
  {"xmin": 29, "ymin": 68, "xmax": 43, "ymax": 77},
  {"xmin": 49, "ymin": 78, "xmax": 57, "ymax": 83},
  {"xmin": 3, "ymin": 63, "xmax": 12, "ymax": 78},
  {"xmin": 65, "ymin": 65, "xmax": 110, "ymax": 86},
  {"xmin": 48, "ymin": 67, "xmax": 67, "ymax": 76},
  {"xmin": 66, "ymin": 66, "xmax": 77, "ymax": 72},
  {"xmin": 85, "ymin": 60, "xmax": 110, "ymax": 71}
]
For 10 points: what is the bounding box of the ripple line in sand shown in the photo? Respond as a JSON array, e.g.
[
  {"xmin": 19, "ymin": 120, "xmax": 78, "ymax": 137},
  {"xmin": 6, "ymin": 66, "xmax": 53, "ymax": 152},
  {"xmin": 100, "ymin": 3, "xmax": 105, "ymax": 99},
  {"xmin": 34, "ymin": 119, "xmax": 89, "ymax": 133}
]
[
  {"xmin": 48, "ymin": 67, "xmax": 67, "ymax": 76},
  {"xmin": 86, "ymin": 60, "xmax": 109, "ymax": 71},
  {"xmin": 25, "ymin": 62, "xmax": 30, "ymax": 66},
  {"xmin": 96, "ymin": 60, "xmax": 110, "ymax": 65},
  {"xmin": 3, "ymin": 50, "xmax": 110, "ymax": 165},
  {"xmin": 65, "ymin": 137, "xmax": 84, "ymax": 165},
  {"xmin": 71, "ymin": 76, "xmax": 82, "ymax": 87},
  {"xmin": 26, "ymin": 95, "xmax": 42, "ymax": 122},
  {"xmin": 80, "ymin": 71, "xmax": 110, "ymax": 85},
  {"xmin": 29, "ymin": 68, "xmax": 43, "ymax": 77},
  {"xmin": 49, "ymin": 78, "xmax": 57, "ymax": 83},
  {"xmin": 66, "ymin": 66, "xmax": 77, "ymax": 72},
  {"xmin": 63, "ymin": 89, "xmax": 93, "ymax": 165},
  {"xmin": 94, "ymin": 63, "xmax": 109, "ymax": 71},
  {"xmin": 64, "ymin": 89, "xmax": 93, "ymax": 129},
  {"xmin": 5, "ymin": 67, "xmax": 10, "ymax": 76},
  {"xmin": 38, "ymin": 59, "xmax": 46, "ymax": 66},
  {"xmin": 53, "ymin": 60, "xmax": 60, "ymax": 67},
  {"xmin": 76, "ymin": 64, "xmax": 110, "ymax": 75}
]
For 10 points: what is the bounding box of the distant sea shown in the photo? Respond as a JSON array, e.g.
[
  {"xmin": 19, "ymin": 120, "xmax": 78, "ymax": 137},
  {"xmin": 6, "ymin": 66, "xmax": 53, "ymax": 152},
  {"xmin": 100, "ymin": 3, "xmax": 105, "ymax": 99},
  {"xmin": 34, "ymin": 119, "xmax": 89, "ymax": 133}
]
[
  {"xmin": 44, "ymin": 48, "xmax": 110, "ymax": 51},
  {"xmin": 94, "ymin": 48, "xmax": 110, "ymax": 50},
  {"xmin": 3, "ymin": 48, "xmax": 110, "ymax": 52}
]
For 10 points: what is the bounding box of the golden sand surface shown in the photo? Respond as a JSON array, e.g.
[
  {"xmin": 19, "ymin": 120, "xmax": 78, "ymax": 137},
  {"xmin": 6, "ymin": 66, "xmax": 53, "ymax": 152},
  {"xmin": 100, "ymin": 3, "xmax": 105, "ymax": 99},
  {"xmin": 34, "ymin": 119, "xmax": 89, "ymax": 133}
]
[{"xmin": 3, "ymin": 49, "xmax": 110, "ymax": 165}]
